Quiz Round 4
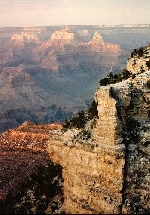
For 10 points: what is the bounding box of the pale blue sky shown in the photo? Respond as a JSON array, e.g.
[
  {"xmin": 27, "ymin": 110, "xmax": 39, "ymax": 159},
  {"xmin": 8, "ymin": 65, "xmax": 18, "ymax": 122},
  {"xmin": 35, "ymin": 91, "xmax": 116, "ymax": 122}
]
[{"xmin": 0, "ymin": 0, "xmax": 149, "ymax": 27}]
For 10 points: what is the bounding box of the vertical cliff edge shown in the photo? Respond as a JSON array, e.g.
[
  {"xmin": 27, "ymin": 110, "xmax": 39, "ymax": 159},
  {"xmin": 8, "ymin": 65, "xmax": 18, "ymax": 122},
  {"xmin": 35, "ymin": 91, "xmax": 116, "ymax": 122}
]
[
  {"xmin": 48, "ymin": 44, "xmax": 150, "ymax": 214},
  {"xmin": 1, "ymin": 44, "xmax": 149, "ymax": 214}
]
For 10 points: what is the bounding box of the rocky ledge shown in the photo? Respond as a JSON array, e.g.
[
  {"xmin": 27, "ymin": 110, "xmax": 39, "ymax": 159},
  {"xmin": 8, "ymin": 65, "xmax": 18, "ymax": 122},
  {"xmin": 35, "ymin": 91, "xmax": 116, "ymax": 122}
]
[
  {"xmin": 48, "ymin": 44, "xmax": 150, "ymax": 214},
  {"xmin": 0, "ymin": 44, "xmax": 150, "ymax": 214}
]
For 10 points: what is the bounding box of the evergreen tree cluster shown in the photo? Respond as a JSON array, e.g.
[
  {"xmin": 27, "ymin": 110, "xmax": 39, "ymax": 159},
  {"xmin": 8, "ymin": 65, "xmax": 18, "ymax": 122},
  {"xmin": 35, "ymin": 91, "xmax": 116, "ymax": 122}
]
[
  {"xmin": 99, "ymin": 69, "xmax": 131, "ymax": 86},
  {"xmin": 131, "ymin": 46, "xmax": 144, "ymax": 58},
  {"xmin": 63, "ymin": 100, "xmax": 98, "ymax": 129}
]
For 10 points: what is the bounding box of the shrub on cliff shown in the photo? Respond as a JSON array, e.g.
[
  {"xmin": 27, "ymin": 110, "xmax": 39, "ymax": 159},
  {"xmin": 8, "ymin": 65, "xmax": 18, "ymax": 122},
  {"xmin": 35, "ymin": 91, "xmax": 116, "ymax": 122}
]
[
  {"xmin": 63, "ymin": 100, "xmax": 98, "ymax": 130},
  {"xmin": 131, "ymin": 46, "xmax": 144, "ymax": 58},
  {"xmin": 146, "ymin": 80, "xmax": 150, "ymax": 89},
  {"xmin": 73, "ymin": 129, "xmax": 91, "ymax": 141},
  {"xmin": 87, "ymin": 100, "xmax": 98, "ymax": 120},
  {"xmin": 146, "ymin": 60, "xmax": 150, "ymax": 69},
  {"xmin": 99, "ymin": 45, "xmax": 148, "ymax": 87},
  {"xmin": 99, "ymin": 69, "xmax": 131, "ymax": 86},
  {"xmin": 63, "ymin": 110, "xmax": 87, "ymax": 129}
]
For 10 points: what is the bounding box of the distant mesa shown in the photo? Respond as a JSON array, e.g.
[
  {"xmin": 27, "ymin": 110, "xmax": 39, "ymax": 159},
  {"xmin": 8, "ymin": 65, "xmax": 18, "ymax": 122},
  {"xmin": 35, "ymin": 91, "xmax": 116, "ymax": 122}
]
[
  {"xmin": 88, "ymin": 31, "xmax": 120, "ymax": 53},
  {"xmin": 11, "ymin": 32, "xmax": 40, "ymax": 43},
  {"xmin": 90, "ymin": 32, "xmax": 104, "ymax": 45},
  {"xmin": 51, "ymin": 27, "xmax": 75, "ymax": 42}
]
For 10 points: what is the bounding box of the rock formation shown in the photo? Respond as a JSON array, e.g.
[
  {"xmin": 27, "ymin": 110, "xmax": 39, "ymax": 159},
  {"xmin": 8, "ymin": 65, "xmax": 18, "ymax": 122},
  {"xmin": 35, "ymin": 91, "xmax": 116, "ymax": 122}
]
[
  {"xmin": 11, "ymin": 27, "xmax": 46, "ymax": 44},
  {"xmin": 126, "ymin": 45, "xmax": 150, "ymax": 74},
  {"xmin": 88, "ymin": 31, "xmax": 105, "ymax": 45},
  {"xmin": 82, "ymin": 29, "xmax": 89, "ymax": 36},
  {"xmin": 88, "ymin": 31, "xmax": 120, "ymax": 53},
  {"xmin": 47, "ymin": 44, "xmax": 150, "ymax": 214},
  {"xmin": 51, "ymin": 27, "xmax": 75, "ymax": 42},
  {"xmin": 0, "ymin": 44, "xmax": 150, "ymax": 214},
  {"xmin": 11, "ymin": 32, "xmax": 41, "ymax": 45}
]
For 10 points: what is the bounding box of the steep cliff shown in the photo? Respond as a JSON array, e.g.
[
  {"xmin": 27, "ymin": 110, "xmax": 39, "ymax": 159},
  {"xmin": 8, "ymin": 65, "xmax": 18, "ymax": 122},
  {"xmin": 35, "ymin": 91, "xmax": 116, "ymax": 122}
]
[
  {"xmin": 1, "ymin": 44, "xmax": 150, "ymax": 214},
  {"xmin": 48, "ymin": 44, "xmax": 150, "ymax": 214}
]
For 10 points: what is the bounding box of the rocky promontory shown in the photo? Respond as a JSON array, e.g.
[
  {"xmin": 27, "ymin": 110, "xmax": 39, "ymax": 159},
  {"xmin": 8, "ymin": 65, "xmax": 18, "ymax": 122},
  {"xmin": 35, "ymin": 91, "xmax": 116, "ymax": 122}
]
[
  {"xmin": 48, "ymin": 44, "xmax": 150, "ymax": 214},
  {"xmin": 0, "ymin": 40, "xmax": 149, "ymax": 214},
  {"xmin": 51, "ymin": 28, "xmax": 75, "ymax": 42}
]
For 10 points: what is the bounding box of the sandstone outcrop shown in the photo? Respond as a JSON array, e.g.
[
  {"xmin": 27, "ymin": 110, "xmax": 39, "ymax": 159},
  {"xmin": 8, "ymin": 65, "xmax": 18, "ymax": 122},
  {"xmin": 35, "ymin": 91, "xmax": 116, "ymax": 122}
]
[
  {"xmin": 88, "ymin": 32, "xmax": 105, "ymax": 45},
  {"xmin": 0, "ymin": 122, "xmax": 64, "ymax": 214},
  {"xmin": 11, "ymin": 27, "xmax": 46, "ymax": 44},
  {"xmin": 82, "ymin": 29, "xmax": 89, "ymax": 36},
  {"xmin": 126, "ymin": 44, "xmax": 150, "ymax": 74},
  {"xmin": 11, "ymin": 32, "xmax": 40, "ymax": 44},
  {"xmin": 51, "ymin": 28, "xmax": 75, "ymax": 42},
  {"xmin": 88, "ymin": 31, "xmax": 121, "ymax": 54},
  {"xmin": 47, "ymin": 44, "xmax": 150, "ymax": 214}
]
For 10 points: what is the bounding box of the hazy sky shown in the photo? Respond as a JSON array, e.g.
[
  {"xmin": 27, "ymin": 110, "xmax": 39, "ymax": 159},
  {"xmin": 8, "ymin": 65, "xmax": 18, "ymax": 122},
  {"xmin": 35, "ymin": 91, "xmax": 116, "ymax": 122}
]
[{"xmin": 0, "ymin": 0, "xmax": 149, "ymax": 27}]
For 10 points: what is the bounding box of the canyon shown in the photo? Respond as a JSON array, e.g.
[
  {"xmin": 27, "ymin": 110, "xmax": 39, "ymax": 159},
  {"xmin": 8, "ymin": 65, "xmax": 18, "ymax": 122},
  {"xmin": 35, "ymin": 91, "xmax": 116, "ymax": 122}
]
[
  {"xmin": 0, "ymin": 43, "xmax": 150, "ymax": 214},
  {"xmin": 0, "ymin": 25, "xmax": 150, "ymax": 133}
]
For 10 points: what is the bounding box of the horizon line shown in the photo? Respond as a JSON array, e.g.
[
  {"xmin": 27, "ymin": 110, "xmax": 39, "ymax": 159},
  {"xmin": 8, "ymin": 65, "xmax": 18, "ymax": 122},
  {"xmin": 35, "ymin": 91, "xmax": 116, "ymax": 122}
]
[{"xmin": 0, "ymin": 23, "xmax": 150, "ymax": 28}]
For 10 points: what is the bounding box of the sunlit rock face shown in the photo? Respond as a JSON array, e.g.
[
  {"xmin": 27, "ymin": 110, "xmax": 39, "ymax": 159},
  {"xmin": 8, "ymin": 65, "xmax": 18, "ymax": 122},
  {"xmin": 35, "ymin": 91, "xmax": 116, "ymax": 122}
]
[
  {"xmin": 47, "ymin": 44, "xmax": 150, "ymax": 214},
  {"xmin": 11, "ymin": 32, "xmax": 40, "ymax": 44},
  {"xmin": 11, "ymin": 27, "xmax": 46, "ymax": 44},
  {"xmin": 89, "ymin": 32, "xmax": 105, "ymax": 44},
  {"xmin": 51, "ymin": 28, "xmax": 75, "ymax": 42},
  {"xmin": 88, "ymin": 31, "xmax": 120, "ymax": 53},
  {"xmin": 94, "ymin": 70, "xmax": 150, "ymax": 214},
  {"xmin": 126, "ymin": 44, "xmax": 150, "ymax": 74}
]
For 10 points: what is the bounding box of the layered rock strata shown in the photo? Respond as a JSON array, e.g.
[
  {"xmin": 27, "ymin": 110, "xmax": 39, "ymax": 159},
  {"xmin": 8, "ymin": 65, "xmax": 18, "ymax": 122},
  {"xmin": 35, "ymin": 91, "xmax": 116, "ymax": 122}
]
[
  {"xmin": 1, "ymin": 69, "xmax": 149, "ymax": 213},
  {"xmin": 48, "ymin": 66, "xmax": 150, "ymax": 213},
  {"xmin": 1, "ymin": 44, "xmax": 150, "ymax": 214}
]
